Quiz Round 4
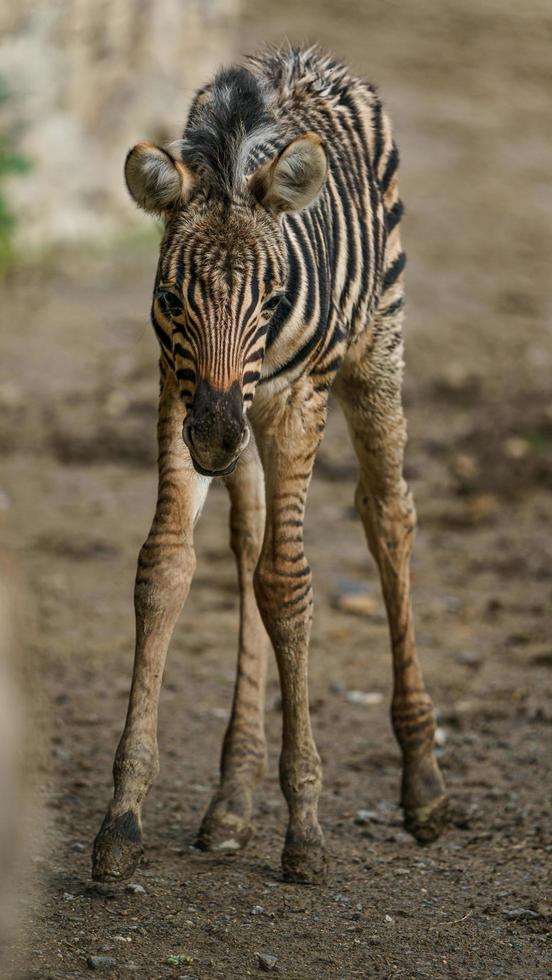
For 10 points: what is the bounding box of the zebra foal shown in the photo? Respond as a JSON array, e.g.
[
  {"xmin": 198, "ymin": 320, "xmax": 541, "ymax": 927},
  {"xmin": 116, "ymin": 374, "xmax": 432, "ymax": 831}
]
[{"xmin": 92, "ymin": 46, "xmax": 448, "ymax": 885}]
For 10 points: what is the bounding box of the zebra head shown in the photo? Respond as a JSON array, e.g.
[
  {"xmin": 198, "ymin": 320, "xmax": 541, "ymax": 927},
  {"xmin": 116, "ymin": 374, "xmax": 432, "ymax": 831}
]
[{"xmin": 124, "ymin": 114, "xmax": 327, "ymax": 476}]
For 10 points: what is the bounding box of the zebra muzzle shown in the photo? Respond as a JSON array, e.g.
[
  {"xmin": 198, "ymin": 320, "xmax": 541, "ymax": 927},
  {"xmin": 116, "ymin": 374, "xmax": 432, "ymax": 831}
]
[{"xmin": 183, "ymin": 379, "xmax": 249, "ymax": 477}]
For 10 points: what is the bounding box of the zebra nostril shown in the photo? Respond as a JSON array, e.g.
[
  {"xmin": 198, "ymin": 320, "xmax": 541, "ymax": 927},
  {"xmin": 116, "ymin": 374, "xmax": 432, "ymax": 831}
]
[
  {"xmin": 240, "ymin": 426, "xmax": 250, "ymax": 451},
  {"xmin": 182, "ymin": 421, "xmax": 194, "ymax": 450}
]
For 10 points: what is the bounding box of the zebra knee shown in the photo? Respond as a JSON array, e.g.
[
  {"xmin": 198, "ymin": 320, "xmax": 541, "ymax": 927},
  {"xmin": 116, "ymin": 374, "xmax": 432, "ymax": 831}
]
[
  {"xmin": 355, "ymin": 479, "xmax": 416, "ymax": 550},
  {"xmin": 254, "ymin": 554, "xmax": 312, "ymax": 639},
  {"xmin": 253, "ymin": 556, "xmax": 275, "ymax": 619},
  {"xmin": 230, "ymin": 521, "xmax": 263, "ymax": 575},
  {"xmin": 134, "ymin": 538, "xmax": 196, "ymax": 621}
]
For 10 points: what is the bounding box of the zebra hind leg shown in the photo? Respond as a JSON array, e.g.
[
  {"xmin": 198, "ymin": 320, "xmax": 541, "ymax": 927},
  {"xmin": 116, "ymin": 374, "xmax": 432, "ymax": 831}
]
[
  {"xmin": 196, "ymin": 442, "xmax": 269, "ymax": 852},
  {"xmin": 334, "ymin": 327, "xmax": 448, "ymax": 844}
]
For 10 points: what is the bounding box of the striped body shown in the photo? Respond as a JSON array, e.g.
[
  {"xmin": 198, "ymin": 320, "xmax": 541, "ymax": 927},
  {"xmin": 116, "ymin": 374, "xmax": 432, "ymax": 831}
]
[{"xmin": 248, "ymin": 47, "xmax": 404, "ymax": 394}]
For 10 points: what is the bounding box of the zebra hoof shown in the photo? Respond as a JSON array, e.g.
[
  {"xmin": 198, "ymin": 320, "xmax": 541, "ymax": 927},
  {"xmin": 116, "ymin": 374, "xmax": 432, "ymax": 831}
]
[
  {"xmin": 92, "ymin": 810, "xmax": 143, "ymax": 881},
  {"xmin": 403, "ymin": 793, "xmax": 449, "ymax": 844},
  {"xmin": 196, "ymin": 787, "xmax": 254, "ymax": 852},
  {"xmin": 282, "ymin": 835, "xmax": 327, "ymax": 885},
  {"xmin": 196, "ymin": 811, "xmax": 253, "ymax": 853}
]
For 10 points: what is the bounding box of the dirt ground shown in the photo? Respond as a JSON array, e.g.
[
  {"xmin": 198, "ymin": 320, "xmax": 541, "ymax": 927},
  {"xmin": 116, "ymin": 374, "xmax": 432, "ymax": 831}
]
[{"xmin": 1, "ymin": 1, "xmax": 551, "ymax": 977}]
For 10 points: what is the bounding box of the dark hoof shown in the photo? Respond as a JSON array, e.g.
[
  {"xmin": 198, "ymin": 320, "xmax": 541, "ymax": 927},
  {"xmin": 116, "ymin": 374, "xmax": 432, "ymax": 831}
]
[
  {"xmin": 282, "ymin": 837, "xmax": 328, "ymax": 885},
  {"xmin": 404, "ymin": 794, "xmax": 449, "ymax": 844},
  {"xmin": 92, "ymin": 811, "xmax": 143, "ymax": 881},
  {"xmin": 196, "ymin": 811, "xmax": 253, "ymax": 853}
]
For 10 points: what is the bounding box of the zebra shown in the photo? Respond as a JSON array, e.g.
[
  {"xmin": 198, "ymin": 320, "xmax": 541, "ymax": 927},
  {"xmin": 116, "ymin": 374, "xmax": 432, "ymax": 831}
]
[{"xmin": 92, "ymin": 45, "xmax": 448, "ymax": 885}]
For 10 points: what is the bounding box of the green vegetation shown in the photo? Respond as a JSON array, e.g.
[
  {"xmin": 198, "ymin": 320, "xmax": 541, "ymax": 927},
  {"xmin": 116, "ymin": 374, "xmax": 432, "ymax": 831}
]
[{"xmin": 0, "ymin": 77, "xmax": 31, "ymax": 272}]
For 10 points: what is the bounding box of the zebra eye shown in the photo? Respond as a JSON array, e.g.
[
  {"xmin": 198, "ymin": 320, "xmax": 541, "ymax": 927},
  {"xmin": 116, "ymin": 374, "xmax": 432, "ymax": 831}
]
[
  {"xmin": 262, "ymin": 293, "xmax": 283, "ymax": 315},
  {"xmin": 157, "ymin": 290, "xmax": 184, "ymax": 319}
]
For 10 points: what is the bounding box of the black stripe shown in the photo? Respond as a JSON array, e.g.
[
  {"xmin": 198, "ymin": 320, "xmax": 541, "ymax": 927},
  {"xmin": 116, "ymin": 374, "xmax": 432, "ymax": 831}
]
[
  {"xmin": 186, "ymin": 264, "xmax": 202, "ymax": 317},
  {"xmin": 265, "ymin": 314, "xmax": 327, "ymax": 380},
  {"xmin": 173, "ymin": 342, "xmax": 195, "ymax": 362},
  {"xmin": 335, "ymin": 93, "xmax": 378, "ymax": 310},
  {"xmin": 244, "ymin": 346, "xmax": 265, "ymax": 365},
  {"xmin": 243, "ymin": 319, "xmax": 269, "ymax": 351},
  {"xmin": 318, "ymin": 355, "xmax": 343, "ymax": 375},
  {"xmin": 385, "ymin": 199, "xmax": 404, "ymax": 234},
  {"xmin": 240, "ymin": 275, "xmax": 260, "ymax": 327},
  {"xmin": 320, "ymin": 322, "xmax": 346, "ymax": 357},
  {"xmin": 331, "ymin": 162, "xmax": 360, "ymax": 308},
  {"xmin": 379, "ymin": 297, "xmax": 405, "ymax": 317},
  {"xmin": 151, "ymin": 308, "xmax": 173, "ymax": 355},
  {"xmin": 266, "ymin": 295, "xmax": 292, "ymax": 347},
  {"xmin": 372, "ymin": 97, "xmax": 384, "ymax": 172},
  {"xmin": 288, "ymin": 216, "xmax": 316, "ymax": 322},
  {"xmin": 382, "ymin": 251, "xmax": 406, "ymax": 291},
  {"xmin": 381, "ymin": 144, "xmax": 399, "ymax": 192}
]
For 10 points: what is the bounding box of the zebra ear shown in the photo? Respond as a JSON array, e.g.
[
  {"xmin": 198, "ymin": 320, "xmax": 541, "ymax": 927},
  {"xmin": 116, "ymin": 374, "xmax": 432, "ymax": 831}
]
[
  {"xmin": 124, "ymin": 142, "xmax": 195, "ymax": 214},
  {"xmin": 249, "ymin": 133, "xmax": 327, "ymax": 214}
]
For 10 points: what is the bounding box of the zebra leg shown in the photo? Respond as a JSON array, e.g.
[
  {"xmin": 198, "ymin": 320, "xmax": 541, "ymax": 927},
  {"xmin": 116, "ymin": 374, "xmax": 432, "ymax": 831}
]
[
  {"xmin": 92, "ymin": 377, "xmax": 208, "ymax": 881},
  {"xmin": 197, "ymin": 442, "xmax": 269, "ymax": 851},
  {"xmin": 252, "ymin": 382, "xmax": 328, "ymax": 884},
  {"xmin": 335, "ymin": 329, "xmax": 448, "ymax": 844}
]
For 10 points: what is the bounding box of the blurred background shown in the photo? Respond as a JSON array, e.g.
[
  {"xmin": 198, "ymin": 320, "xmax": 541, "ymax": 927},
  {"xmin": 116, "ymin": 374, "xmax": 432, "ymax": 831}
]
[{"xmin": 0, "ymin": 2, "xmax": 550, "ymax": 977}]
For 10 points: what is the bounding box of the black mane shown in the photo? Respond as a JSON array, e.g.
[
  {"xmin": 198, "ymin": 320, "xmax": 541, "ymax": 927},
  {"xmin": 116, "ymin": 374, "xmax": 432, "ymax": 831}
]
[{"xmin": 180, "ymin": 66, "xmax": 276, "ymax": 201}]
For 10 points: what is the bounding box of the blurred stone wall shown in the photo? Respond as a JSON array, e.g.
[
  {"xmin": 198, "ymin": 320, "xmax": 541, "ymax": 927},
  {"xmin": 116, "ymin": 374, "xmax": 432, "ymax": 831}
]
[{"xmin": 0, "ymin": 0, "xmax": 239, "ymax": 249}]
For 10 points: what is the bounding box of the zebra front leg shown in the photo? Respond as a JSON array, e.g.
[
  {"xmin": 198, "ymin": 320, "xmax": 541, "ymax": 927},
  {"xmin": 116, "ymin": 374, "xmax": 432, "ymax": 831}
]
[
  {"xmin": 252, "ymin": 382, "xmax": 328, "ymax": 884},
  {"xmin": 197, "ymin": 442, "xmax": 269, "ymax": 851},
  {"xmin": 92, "ymin": 378, "xmax": 208, "ymax": 881}
]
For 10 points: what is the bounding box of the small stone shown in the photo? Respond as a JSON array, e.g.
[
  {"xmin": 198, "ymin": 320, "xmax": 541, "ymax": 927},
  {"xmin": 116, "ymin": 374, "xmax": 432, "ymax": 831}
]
[
  {"xmin": 464, "ymin": 494, "xmax": 499, "ymax": 523},
  {"xmin": 125, "ymin": 883, "xmax": 146, "ymax": 895},
  {"xmin": 87, "ymin": 956, "xmax": 117, "ymax": 971},
  {"xmin": 165, "ymin": 954, "xmax": 194, "ymax": 966},
  {"xmin": 250, "ymin": 905, "xmax": 265, "ymax": 915},
  {"xmin": 336, "ymin": 592, "xmax": 380, "ymax": 617},
  {"xmin": 452, "ymin": 453, "xmax": 478, "ymax": 480},
  {"xmin": 355, "ymin": 809, "xmax": 384, "ymax": 825},
  {"xmin": 384, "ymin": 914, "xmax": 394, "ymax": 924},
  {"xmin": 257, "ymin": 952, "xmax": 277, "ymax": 972},
  {"xmin": 209, "ymin": 706, "xmax": 228, "ymax": 720},
  {"xmin": 346, "ymin": 690, "xmax": 384, "ymax": 706},
  {"xmin": 503, "ymin": 436, "xmax": 529, "ymax": 460},
  {"xmin": 434, "ymin": 727, "xmax": 447, "ymax": 747}
]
